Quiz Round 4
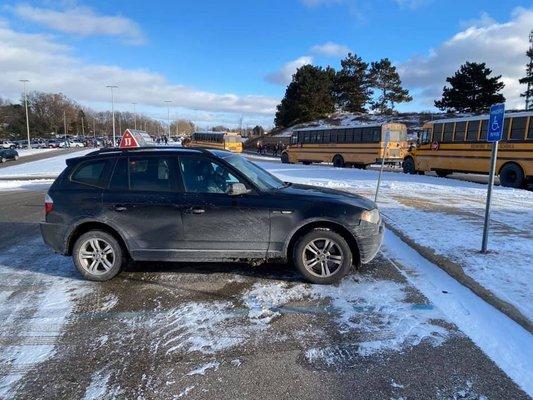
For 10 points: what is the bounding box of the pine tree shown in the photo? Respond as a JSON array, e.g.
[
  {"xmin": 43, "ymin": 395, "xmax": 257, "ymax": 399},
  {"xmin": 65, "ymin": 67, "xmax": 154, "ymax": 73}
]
[
  {"xmin": 435, "ymin": 62, "xmax": 505, "ymax": 113},
  {"xmin": 368, "ymin": 58, "xmax": 412, "ymax": 114},
  {"xmin": 519, "ymin": 30, "xmax": 533, "ymax": 110},
  {"xmin": 274, "ymin": 65, "xmax": 336, "ymax": 127},
  {"xmin": 333, "ymin": 53, "xmax": 371, "ymax": 113}
]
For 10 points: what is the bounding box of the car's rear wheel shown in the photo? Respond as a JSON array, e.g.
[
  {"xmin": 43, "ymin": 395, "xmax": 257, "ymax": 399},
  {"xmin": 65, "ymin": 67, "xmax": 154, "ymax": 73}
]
[
  {"xmin": 294, "ymin": 229, "xmax": 352, "ymax": 284},
  {"xmin": 73, "ymin": 230, "xmax": 123, "ymax": 281}
]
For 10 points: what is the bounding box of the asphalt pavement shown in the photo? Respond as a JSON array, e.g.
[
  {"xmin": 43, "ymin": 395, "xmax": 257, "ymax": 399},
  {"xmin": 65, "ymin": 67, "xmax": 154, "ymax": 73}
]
[{"xmin": 0, "ymin": 187, "xmax": 529, "ymax": 400}]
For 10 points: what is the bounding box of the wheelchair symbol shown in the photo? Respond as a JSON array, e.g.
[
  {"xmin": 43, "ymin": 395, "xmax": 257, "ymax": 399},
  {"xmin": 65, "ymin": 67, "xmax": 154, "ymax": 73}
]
[{"xmin": 491, "ymin": 120, "xmax": 499, "ymax": 132}]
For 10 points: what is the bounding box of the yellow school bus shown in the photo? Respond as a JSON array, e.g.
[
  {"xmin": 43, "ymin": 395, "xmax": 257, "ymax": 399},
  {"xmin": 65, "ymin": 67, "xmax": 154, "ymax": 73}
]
[
  {"xmin": 281, "ymin": 123, "xmax": 408, "ymax": 168},
  {"xmin": 403, "ymin": 111, "xmax": 533, "ymax": 188},
  {"xmin": 186, "ymin": 131, "xmax": 243, "ymax": 153}
]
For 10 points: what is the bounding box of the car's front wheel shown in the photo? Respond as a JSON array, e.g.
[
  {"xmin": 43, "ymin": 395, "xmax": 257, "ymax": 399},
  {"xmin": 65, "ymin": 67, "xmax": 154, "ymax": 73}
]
[
  {"xmin": 72, "ymin": 230, "xmax": 123, "ymax": 281},
  {"xmin": 0, "ymin": 157, "xmax": 6, "ymax": 163},
  {"xmin": 294, "ymin": 228, "xmax": 353, "ymax": 284}
]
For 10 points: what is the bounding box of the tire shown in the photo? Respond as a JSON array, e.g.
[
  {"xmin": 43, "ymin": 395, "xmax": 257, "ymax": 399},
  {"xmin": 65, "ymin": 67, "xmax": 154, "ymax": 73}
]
[
  {"xmin": 499, "ymin": 163, "xmax": 525, "ymax": 189},
  {"xmin": 14, "ymin": 155, "xmax": 19, "ymax": 161},
  {"xmin": 435, "ymin": 169, "xmax": 450, "ymax": 178},
  {"xmin": 72, "ymin": 230, "xmax": 124, "ymax": 281},
  {"xmin": 332, "ymin": 155, "xmax": 345, "ymax": 168},
  {"xmin": 402, "ymin": 157, "xmax": 416, "ymax": 174},
  {"xmin": 281, "ymin": 152, "xmax": 289, "ymax": 164},
  {"xmin": 0, "ymin": 158, "xmax": 6, "ymax": 163},
  {"xmin": 293, "ymin": 228, "xmax": 353, "ymax": 284}
]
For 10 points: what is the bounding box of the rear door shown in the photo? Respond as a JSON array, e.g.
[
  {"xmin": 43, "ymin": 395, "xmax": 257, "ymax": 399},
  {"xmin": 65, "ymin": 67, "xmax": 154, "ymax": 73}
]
[
  {"xmin": 176, "ymin": 155, "xmax": 270, "ymax": 259},
  {"xmin": 102, "ymin": 155, "xmax": 184, "ymax": 258}
]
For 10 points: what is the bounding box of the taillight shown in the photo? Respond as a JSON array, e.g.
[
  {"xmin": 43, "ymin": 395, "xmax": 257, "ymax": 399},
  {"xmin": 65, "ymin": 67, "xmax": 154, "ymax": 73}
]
[{"xmin": 45, "ymin": 193, "xmax": 54, "ymax": 215}]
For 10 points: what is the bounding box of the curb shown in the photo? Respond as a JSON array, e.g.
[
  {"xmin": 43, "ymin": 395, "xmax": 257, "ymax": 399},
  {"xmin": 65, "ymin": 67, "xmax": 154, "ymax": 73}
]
[{"xmin": 384, "ymin": 220, "xmax": 532, "ymax": 333}]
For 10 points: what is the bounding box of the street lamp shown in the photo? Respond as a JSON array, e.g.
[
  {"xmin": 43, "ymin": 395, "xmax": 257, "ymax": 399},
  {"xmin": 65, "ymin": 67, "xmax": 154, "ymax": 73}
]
[
  {"xmin": 106, "ymin": 85, "xmax": 118, "ymax": 146},
  {"xmin": 164, "ymin": 100, "xmax": 172, "ymax": 142},
  {"xmin": 19, "ymin": 79, "xmax": 31, "ymax": 149},
  {"xmin": 132, "ymin": 103, "xmax": 137, "ymax": 130}
]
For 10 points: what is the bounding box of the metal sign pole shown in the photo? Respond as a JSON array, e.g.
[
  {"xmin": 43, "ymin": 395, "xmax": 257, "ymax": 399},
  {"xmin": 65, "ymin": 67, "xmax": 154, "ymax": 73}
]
[
  {"xmin": 481, "ymin": 140, "xmax": 499, "ymax": 253},
  {"xmin": 374, "ymin": 131, "xmax": 390, "ymax": 203},
  {"xmin": 481, "ymin": 103, "xmax": 505, "ymax": 253}
]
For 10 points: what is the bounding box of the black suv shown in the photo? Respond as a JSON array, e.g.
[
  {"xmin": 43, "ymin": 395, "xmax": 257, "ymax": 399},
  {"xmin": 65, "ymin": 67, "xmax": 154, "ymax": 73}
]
[{"xmin": 40, "ymin": 147, "xmax": 383, "ymax": 284}]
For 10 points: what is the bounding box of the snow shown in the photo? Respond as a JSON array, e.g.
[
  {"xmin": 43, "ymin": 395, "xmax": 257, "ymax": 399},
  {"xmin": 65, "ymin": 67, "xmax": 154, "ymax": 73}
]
[
  {"xmin": 82, "ymin": 369, "xmax": 112, "ymax": 400},
  {"xmin": 0, "ymin": 238, "xmax": 89, "ymax": 397},
  {"xmin": 0, "ymin": 179, "xmax": 53, "ymax": 191},
  {"xmin": 16, "ymin": 148, "xmax": 57, "ymax": 158},
  {"xmin": 256, "ymin": 160, "xmax": 533, "ymax": 323},
  {"xmin": 382, "ymin": 229, "xmax": 533, "ymax": 396},
  {"xmin": 0, "ymin": 149, "xmax": 93, "ymax": 178},
  {"xmin": 186, "ymin": 361, "xmax": 220, "ymax": 376}
]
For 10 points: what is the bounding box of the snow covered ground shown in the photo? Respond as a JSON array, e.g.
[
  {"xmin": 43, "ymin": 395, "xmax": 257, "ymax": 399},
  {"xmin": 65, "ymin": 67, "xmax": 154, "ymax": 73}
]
[
  {"xmin": 16, "ymin": 148, "xmax": 57, "ymax": 158},
  {"xmin": 255, "ymin": 160, "xmax": 533, "ymax": 324},
  {"xmin": 0, "ymin": 149, "xmax": 93, "ymax": 178}
]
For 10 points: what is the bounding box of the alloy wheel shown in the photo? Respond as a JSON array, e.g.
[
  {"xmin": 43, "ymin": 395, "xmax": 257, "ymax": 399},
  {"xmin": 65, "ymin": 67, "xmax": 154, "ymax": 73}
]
[
  {"xmin": 302, "ymin": 238, "xmax": 344, "ymax": 277},
  {"xmin": 78, "ymin": 238, "xmax": 115, "ymax": 275}
]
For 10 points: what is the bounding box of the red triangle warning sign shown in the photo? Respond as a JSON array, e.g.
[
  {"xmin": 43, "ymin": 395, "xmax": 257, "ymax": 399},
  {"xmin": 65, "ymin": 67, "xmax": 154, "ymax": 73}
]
[{"xmin": 119, "ymin": 130, "xmax": 140, "ymax": 148}]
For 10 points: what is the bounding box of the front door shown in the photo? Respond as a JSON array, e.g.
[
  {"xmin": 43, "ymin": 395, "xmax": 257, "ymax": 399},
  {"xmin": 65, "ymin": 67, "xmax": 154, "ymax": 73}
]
[
  {"xmin": 176, "ymin": 155, "xmax": 270, "ymax": 260},
  {"xmin": 102, "ymin": 156, "xmax": 183, "ymax": 259}
]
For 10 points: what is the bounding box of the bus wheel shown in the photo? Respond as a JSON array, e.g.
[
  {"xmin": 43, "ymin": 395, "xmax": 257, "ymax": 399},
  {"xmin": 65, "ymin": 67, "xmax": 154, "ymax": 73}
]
[
  {"xmin": 499, "ymin": 163, "xmax": 525, "ymax": 188},
  {"xmin": 402, "ymin": 157, "xmax": 416, "ymax": 174},
  {"xmin": 333, "ymin": 155, "xmax": 345, "ymax": 168},
  {"xmin": 281, "ymin": 153, "xmax": 289, "ymax": 164},
  {"xmin": 435, "ymin": 170, "xmax": 451, "ymax": 178}
]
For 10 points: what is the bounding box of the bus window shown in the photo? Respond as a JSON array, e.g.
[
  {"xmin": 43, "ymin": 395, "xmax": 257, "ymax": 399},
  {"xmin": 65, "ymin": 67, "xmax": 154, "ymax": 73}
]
[
  {"xmin": 466, "ymin": 120, "xmax": 480, "ymax": 141},
  {"xmin": 331, "ymin": 131, "xmax": 337, "ymax": 143},
  {"xmin": 433, "ymin": 123, "xmax": 443, "ymax": 142},
  {"xmin": 353, "ymin": 128, "xmax": 362, "ymax": 142},
  {"xmin": 372, "ymin": 128, "xmax": 381, "ymax": 142},
  {"xmin": 480, "ymin": 120, "xmax": 488, "ymax": 141},
  {"xmin": 337, "ymin": 130, "xmax": 346, "ymax": 143},
  {"xmin": 291, "ymin": 134, "xmax": 297, "ymax": 144},
  {"xmin": 528, "ymin": 118, "xmax": 533, "ymax": 141},
  {"xmin": 510, "ymin": 117, "xmax": 527, "ymax": 140},
  {"xmin": 454, "ymin": 122, "xmax": 466, "ymax": 141},
  {"xmin": 310, "ymin": 132, "xmax": 317, "ymax": 143},
  {"xmin": 443, "ymin": 123, "xmax": 454, "ymax": 142},
  {"xmin": 361, "ymin": 128, "xmax": 372, "ymax": 142},
  {"xmin": 324, "ymin": 131, "xmax": 331, "ymax": 143},
  {"xmin": 420, "ymin": 129, "xmax": 431, "ymax": 144},
  {"xmin": 503, "ymin": 118, "xmax": 510, "ymax": 141},
  {"xmin": 345, "ymin": 129, "xmax": 354, "ymax": 143},
  {"xmin": 304, "ymin": 132, "xmax": 310, "ymax": 143}
]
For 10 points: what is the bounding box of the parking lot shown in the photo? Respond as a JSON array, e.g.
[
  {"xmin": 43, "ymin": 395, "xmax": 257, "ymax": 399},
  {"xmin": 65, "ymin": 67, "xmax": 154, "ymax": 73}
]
[{"xmin": 0, "ymin": 183, "xmax": 529, "ymax": 400}]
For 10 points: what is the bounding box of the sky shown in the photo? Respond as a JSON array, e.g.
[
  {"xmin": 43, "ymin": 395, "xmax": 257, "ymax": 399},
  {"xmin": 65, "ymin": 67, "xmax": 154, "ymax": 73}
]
[{"xmin": 0, "ymin": 0, "xmax": 531, "ymax": 129}]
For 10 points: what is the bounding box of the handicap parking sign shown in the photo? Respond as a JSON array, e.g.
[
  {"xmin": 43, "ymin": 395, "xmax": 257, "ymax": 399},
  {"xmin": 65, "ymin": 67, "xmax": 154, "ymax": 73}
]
[{"xmin": 487, "ymin": 103, "xmax": 505, "ymax": 142}]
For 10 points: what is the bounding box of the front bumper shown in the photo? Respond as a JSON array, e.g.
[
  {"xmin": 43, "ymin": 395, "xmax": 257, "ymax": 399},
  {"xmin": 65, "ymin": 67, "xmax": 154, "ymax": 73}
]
[
  {"xmin": 40, "ymin": 222, "xmax": 68, "ymax": 254},
  {"xmin": 354, "ymin": 221, "xmax": 384, "ymax": 264}
]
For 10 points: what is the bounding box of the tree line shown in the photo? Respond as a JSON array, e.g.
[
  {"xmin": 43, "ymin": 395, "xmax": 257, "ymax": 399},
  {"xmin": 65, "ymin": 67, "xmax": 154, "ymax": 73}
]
[
  {"xmin": 275, "ymin": 53, "xmax": 412, "ymax": 128},
  {"xmin": 0, "ymin": 91, "xmax": 196, "ymax": 140}
]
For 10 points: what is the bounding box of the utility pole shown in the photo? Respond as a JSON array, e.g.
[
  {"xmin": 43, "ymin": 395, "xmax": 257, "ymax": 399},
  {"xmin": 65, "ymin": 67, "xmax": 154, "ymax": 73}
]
[
  {"xmin": 92, "ymin": 117, "xmax": 96, "ymax": 140},
  {"xmin": 81, "ymin": 116, "xmax": 85, "ymax": 136},
  {"xmin": 132, "ymin": 103, "xmax": 137, "ymax": 130},
  {"xmin": 19, "ymin": 79, "xmax": 31, "ymax": 149},
  {"xmin": 525, "ymin": 31, "xmax": 533, "ymax": 110},
  {"xmin": 164, "ymin": 101, "xmax": 172, "ymax": 141},
  {"xmin": 106, "ymin": 85, "xmax": 118, "ymax": 146},
  {"xmin": 63, "ymin": 111, "xmax": 68, "ymax": 137}
]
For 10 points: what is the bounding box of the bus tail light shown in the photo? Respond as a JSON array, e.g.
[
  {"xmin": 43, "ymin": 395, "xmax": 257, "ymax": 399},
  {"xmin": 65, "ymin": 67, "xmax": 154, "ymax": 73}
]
[{"xmin": 45, "ymin": 193, "xmax": 54, "ymax": 215}]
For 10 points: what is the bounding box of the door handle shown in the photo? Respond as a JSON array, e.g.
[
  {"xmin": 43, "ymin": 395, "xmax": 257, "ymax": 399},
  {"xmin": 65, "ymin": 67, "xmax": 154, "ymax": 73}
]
[
  {"xmin": 184, "ymin": 207, "xmax": 205, "ymax": 214},
  {"xmin": 113, "ymin": 205, "xmax": 128, "ymax": 212}
]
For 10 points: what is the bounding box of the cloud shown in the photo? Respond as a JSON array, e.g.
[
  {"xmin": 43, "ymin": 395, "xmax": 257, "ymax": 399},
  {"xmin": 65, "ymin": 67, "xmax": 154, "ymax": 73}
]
[
  {"xmin": 0, "ymin": 20, "xmax": 278, "ymax": 125},
  {"xmin": 9, "ymin": 4, "xmax": 146, "ymax": 45},
  {"xmin": 393, "ymin": 0, "xmax": 431, "ymax": 9},
  {"xmin": 398, "ymin": 7, "xmax": 532, "ymax": 109},
  {"xmin": 310, "ymin": 42, "xmax": 351, "ymax": 57},
  {"xmin": 265, "ymin": 56, "xmax": 313, "ymax": 85}
]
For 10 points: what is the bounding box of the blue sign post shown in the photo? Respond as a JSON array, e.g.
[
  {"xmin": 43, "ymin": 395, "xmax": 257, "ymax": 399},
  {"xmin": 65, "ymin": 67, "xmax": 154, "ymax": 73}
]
[{"xmin": 481, "ymin": 103, "xmax": 505, "ymax": 253}]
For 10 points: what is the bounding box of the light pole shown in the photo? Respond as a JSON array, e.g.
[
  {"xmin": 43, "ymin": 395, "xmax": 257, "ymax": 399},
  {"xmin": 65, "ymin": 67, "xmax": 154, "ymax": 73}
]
[
  {"xmin": 164, "ymin": 100, "xmax": 172, "ymax": 142},
  {"xmin": 19, "ymin": 80, "xmax": 31, "ymax": 149},
  {"xmin": 132, "ymin": 103, "xmax": 137, "ymax": 130},
  {"xmin": 106, "ymin": 85, "xmax": 118, "ymax": 146}
]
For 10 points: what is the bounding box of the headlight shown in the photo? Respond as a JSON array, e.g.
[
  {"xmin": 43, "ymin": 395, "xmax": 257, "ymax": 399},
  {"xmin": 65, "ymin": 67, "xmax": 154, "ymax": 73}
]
[{"xmin": 360, "ymin": 209, "xmax": 380, "ymax": 224}]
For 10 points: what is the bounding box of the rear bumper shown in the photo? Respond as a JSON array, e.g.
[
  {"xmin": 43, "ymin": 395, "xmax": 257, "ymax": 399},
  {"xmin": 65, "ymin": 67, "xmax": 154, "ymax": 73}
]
[
  {"xmin": 355, "ymin": 221, "xmax": 384, "ymax": 264},
  {"xmin": 40, "ymin": 222, "xmax": 68, "ymax": 254}
]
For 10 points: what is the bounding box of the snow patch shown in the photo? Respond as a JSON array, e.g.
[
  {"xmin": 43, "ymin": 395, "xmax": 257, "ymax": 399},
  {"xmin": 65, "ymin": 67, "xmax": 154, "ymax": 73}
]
[
  {"xmin": 82, "ymin": 369, "xmax": 112, "ymax": 400},
  {"xmin": 186, "ymin": 361, "xmax": 220, "ymax": 376}
]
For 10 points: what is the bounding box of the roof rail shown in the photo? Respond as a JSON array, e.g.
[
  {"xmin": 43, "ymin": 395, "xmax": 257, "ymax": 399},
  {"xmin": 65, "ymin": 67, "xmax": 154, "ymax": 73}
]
[{"xmin": 83, "ymin": 146, "xmax": 216, "ymax": 157}]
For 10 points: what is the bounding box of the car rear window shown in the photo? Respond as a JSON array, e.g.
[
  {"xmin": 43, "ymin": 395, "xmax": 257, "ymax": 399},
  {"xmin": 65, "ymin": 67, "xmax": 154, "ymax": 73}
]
[{"xmin": 71, "ymin": 160, "xmax": 108, "ymax": 187}]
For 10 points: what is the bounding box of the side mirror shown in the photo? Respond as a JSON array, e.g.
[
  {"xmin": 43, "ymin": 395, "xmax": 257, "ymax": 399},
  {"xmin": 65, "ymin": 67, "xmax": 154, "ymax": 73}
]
[{"xmin": 229, "ymin": 182, "xmax": 249, "ymax": 196}]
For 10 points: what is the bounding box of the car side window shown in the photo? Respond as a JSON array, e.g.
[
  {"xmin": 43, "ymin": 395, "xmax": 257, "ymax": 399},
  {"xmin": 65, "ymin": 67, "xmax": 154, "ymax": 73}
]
[
  {"xmin": 109, "ymin": 158, "xmax": 128, "ymax": 190},
  {"xmin": 129, "ymin": 157, "xmax": 172, "ymax": 192},
  {"xmin": 71, "ymin": 160, "xmax": 108, "ymax": 187},
  {"xmin": 179, "ymin": 156, "xmax": 243, "ymax": 194}
]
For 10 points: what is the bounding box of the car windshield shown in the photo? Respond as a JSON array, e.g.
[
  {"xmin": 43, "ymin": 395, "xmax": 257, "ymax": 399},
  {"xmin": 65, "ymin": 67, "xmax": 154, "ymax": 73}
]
[{"xmin": 222, "ymin": 154, "xmax": 285, "ymax": 191}]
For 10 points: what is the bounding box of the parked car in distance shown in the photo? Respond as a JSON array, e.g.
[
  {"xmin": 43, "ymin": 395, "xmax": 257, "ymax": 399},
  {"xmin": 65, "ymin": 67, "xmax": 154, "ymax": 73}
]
[
  {"xmin": 47, "ymin": 139, "xmax": 60, "ymax": 148},
  {"xmin": 40, "ymin": 148, "xmax": 384, "ymax": 284},
  {"xmin": 0, "ymin": 149, "xmax": 19, "ymax": 163},
  {"xmin": 1, "ymin": 140, "xmax": 16, "ymax": 149},
  {"xmin": 59, "ymin": 140, "xmax": 85, "ymax": 148}
]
